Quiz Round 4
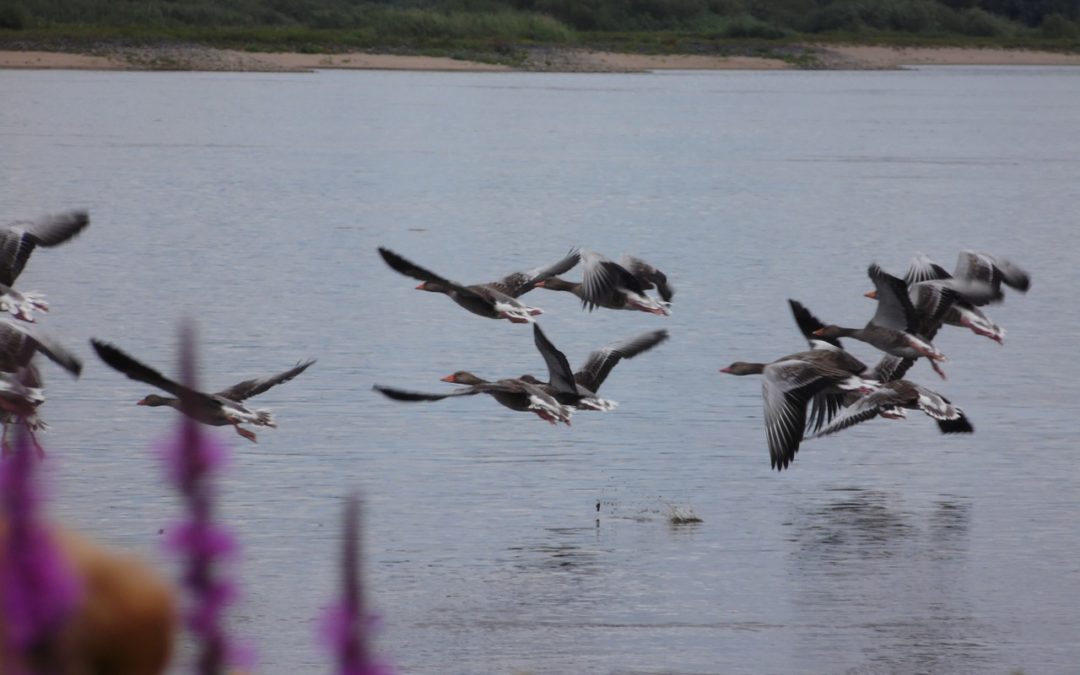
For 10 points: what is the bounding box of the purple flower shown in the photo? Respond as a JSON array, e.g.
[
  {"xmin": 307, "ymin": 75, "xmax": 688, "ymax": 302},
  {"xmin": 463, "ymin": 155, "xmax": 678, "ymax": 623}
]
[
  {"xmin": 159, "ymin": 322, "xmax": 251, "ymax": 675},
  {"xmin": 318, "ymin": 496, "xmax": 395, "ymax": 675},
  {"xmin": 0, "ymin": 426, "xmax": 82, "ymax": 668}
]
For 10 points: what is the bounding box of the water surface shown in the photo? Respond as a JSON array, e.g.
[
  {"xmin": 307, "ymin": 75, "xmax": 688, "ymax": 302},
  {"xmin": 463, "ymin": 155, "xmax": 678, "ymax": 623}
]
[{"xmin": 1, "ymin": 66, "xmax": 1078, "ymax": 674}]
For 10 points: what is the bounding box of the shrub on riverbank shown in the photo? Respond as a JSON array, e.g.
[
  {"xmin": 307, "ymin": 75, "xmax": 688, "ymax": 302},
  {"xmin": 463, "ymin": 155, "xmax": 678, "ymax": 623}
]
[{"xmin": 1, "ymin": 0, "xmax": 1077, "ymax": 56}]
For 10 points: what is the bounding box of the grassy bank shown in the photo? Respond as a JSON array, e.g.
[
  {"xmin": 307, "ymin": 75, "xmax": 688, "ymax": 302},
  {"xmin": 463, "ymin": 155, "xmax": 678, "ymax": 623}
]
[{"xmin": 0, "ymin": 1, "xmax": 1078, "ymax": 63}]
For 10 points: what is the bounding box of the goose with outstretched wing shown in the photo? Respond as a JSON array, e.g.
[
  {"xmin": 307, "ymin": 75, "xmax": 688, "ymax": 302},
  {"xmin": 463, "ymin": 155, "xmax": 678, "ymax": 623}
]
[
  {"xmin": 91, "ymin": 339, "xmax": 313, "ymax": 443},
  {"xmin": 537, "ymin": 250, "xmax": 671, "ymax": 316},
  {"xmin": 378, "ymin": 246, "xmax": 578, "ymax": 324},
  {"xmin": 0, "ymin": 209, "xmax": 90, "ymax": 321}
]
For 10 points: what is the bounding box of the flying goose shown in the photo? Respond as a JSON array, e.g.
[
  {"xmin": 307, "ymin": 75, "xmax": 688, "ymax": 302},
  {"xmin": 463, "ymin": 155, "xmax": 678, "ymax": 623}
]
[
  {"xmin": 537, "ymin": 250, "xmax": 672, "ymax": 316},
  {"xmin": 90, "ymin": 340, "xmax": 314, "ymax": 443},
  {"xmin": 374, "ymin": 372, "xmax": 572, "ymax": 425},
  {"xmin": 521, "ymin": 323, "xmax": 669, "ymax": 410},
  {"xmin": 895, "ymin": 252, "xmax": 1029, "ymax": 344},
  {"xmin": 809, "ymin": 379, "xmax": 974, "ymax": 438},
  {"xmin": 720, "ymin": 349, "xmax": 877, "ymax": 470},
  {"xmin": 0, "ymin": 210, "xmax": 90, "ymax": 321},
  {"xmin": 0, "ymin": 318, "xmax": 82, "ymax": 455},
  {"xmin": 378, "ymin": 247, "xmax": 579, "ymax": 323},
  {"xmin": 814, "ymin": 264, "xmax": 948, "ymax": 379}
]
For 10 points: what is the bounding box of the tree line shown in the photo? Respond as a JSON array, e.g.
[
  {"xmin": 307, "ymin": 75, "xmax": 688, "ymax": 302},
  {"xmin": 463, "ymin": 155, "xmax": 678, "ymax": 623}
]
[{"xmin": 2, "ymin": 0, "xmax": 1078, "ymax": 42}]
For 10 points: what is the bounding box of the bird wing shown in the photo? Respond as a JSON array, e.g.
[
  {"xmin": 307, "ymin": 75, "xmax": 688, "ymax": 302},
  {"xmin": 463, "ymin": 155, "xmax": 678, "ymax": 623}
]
[
  {"xmin": 516, "ymin": 378, "xmax": 566, "ymax": 409},
  {"xmin": 911, "ymin": 384, "xmax": 962, "ymax": 421},
  {"xmin": 531, "ymin": 324, "xmax": 578, "ymax": 395},
  {"xmin": 909, "ymin": 282, "xmax": 958, "ymax": 340},
  {"xmin": 867, "ymin": 263, "xmax": 918, "ymax": 333},
  {"xmin": 787, "ymin": 301, "xmax": 856, "ymax": 430},
  {"xmin": 946, "ymin": 278, "xmax": 1002, "ymax": 308},
  {"xmin": 215, "ymin": 359, "xmax": 316, "ymax": 401},
  {"xmin": 0, "ymin": 319, "xmax": 81, "ymax": 376},
  {"xmin": 762, "ymin": 360, "xmax": 828, "ymax": 470},
  {"xmin": 489, "ymin": 248, "xmax": 580, "ymax": 297},
  {"xmin": 90, "ymin": 339, "xmax": 215, "ymax": 406},
  {"xmin": 575, "ymin": 329, "xmax": 669, "ymax": 392},
  {"xmin": 903, "ymin": 254, "xmax": 952, "ymax": 285},
  {"xmin": 936, "ymin": 412, "xmax": 974, "ymax": 434},
  {"xmin": 954, "ymin": 251, "xmax": 1030, "ymax": 296},
  {"xmin": 377, "ymin": 247, "xmax": 485, "ymax": 301},
  {"xmin": 807, "ymin": 394, "xmax": 887, "ymax": 439},
  {"xmin": 372, "ymin": 384, "xmax": 481, "ymax": 402},
  {"xmin": 789, "ymin": 299, "xmax": 842, "ymax": 351},
  {"xmin": 620, "ymin": 255, "xmax": 673, "ymax": 302},
  {"xmin": 870, "ymin": 354, "xmax": 915, "ymax": 383},
  {"xmin": 579, "ymin": 250, "xmax": 645, "ymax": 311},
  {"xmin": 0, "ymin": 210, "xmax": 90, "ymax": 286}
]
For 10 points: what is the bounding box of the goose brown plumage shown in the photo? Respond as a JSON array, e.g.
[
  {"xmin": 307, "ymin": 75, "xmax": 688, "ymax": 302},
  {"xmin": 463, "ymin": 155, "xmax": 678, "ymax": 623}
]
[
  {"xmin": 0, "ymin": 210, "xmax": 90, "ymax": 322},
  {"xmin": 721, "ymin": 348, "xmax": 878, "ymax": 471},
  {"xmin": 378, "ymin": 247, "xmax": 579, "ymax": 324},
  {"xmin": 809, "ymin": 379, "xmax": 974, "ymax": 437},
  {"xmin": 519, "ymin": 323, "xmax": 669, "ymax": 410},
  {"xmin": 90, "ymin": 339, "xmax": 314, "ymax": 443},
  {"xmin": 897, "ymin": 251, "xmax": 1031, "ymax": 344},
  {"xmin": 815, "ymin": 264, "xmax": 948, "ymax": 380},
  {"xmin": 788, "ymin": 299, "xmax": 973, "ymax": 438},
  {"xmin": 0, "ymin": 318, "xmax": 82, "ymax": 455},
  {"xmin": 536, "ymin": 250, "xmax": 671, "ymax": 316},
  {"xmin": 373, "ymin": 371, "xmax": 572, "ymax": 425}
]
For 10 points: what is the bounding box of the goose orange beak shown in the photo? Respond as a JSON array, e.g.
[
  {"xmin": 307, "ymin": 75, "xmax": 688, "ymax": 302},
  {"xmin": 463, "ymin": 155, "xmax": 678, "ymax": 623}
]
[
  {"xmin": 719, "ymin": 366, "xmax": 732, "ymax": 374},
  {"xmin": 864, "ymin": 290, "xmax": 877, "ymax": 299},
  {"xmin": 441, "ymin": 374, "xmax": 457, "ymax": 383},
  {"xmin": 812, "ymin": 328, "xmax": 826, "ymax": 336},
  {"xmin": 415, "ymin": 283, "xmax": 426, "ymax": 290},
  {"xmin": 534, "ymin": 280, "xmax": 546, "ymax": 287},
  {"xmin": 136, "ymin": 398, "xmax": 149, "ymax": 406}
]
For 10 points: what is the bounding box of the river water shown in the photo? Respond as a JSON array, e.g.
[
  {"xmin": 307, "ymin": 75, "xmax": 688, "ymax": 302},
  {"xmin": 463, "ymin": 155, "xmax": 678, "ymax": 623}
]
[{"xmin": 1, "ymin": 65, "xmax": 1078, "ymax": 674}]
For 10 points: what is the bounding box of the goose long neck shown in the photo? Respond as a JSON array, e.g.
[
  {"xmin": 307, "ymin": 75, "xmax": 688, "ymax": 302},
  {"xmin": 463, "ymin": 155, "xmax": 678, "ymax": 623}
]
[{"xmin": 543, "ymin": 277, "xmax": 580, "ymax": 294}]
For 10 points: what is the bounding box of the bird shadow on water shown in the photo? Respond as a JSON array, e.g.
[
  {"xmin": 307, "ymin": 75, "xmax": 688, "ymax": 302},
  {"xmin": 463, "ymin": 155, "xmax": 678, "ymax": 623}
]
[{"xmin": 785, "ymin": 486, "xmax": 997, "ymax": 675}]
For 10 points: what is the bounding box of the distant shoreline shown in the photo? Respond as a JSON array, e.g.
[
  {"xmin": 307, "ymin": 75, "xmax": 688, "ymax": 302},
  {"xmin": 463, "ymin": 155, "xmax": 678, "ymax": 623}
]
[{"xmin": 3, "ymin": 44, "xmax": 1080, "ymax": 73}]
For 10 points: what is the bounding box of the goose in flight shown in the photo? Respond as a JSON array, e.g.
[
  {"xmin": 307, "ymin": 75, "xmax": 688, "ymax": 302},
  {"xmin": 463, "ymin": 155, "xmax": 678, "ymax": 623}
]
[
  {"xmin": 378, "ymin": 247, "xmax": 579, "ymax": 323},
  {"xmin": 537, "ymin": 250, "xmax": 672, "ymax": 316},
  {"xmin": 0, "ymin": 210, "xmax": 90, "ymax": 321},
  {"xmin": 814, "ymin": 264, "xmax": 948, "ymax": 379},
  {"xmin": 520, "ymin": 323, "xmax": 669, "ymax": 410},
  {"xmin": 90, "ymin": 339, "xmax": 314, "ymax": 443},
  {"xmin": 720, "ymin": 348, "xmax": 877, "ymax": 471},
  {"xmin": 0, "ymin": 318, "xmax": 82, "ymax": 455},
  {"xmin": 374, "ymin": 372, "xmax": 573, "ymax": 426}
]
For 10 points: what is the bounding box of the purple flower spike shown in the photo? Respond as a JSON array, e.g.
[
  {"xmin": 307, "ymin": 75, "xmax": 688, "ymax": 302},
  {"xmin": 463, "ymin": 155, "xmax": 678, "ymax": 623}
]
[
  {"xmin": 318, "ymin": 495, "xmax": 395, "ymax": 675},
  {"xmin": 0, "ymin": 425, "xmax": 82, "ymax": 669},
  {"xmin": 160, "ymin": 321, "xmax": 250, "ymax": 675}
]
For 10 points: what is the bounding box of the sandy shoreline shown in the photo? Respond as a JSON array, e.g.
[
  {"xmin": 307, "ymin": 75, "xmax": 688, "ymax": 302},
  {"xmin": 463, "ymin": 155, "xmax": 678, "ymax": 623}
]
[{"xmin": 2, "ymin": 45, "xmax": 1080, "ymax": 73}]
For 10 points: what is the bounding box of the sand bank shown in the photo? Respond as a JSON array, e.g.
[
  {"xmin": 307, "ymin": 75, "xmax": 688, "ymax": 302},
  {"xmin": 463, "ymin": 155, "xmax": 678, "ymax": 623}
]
[
  {"xmin": 2, "ymin": 45, "xmax": 1079, "ymax": 73},
  {"xmin": 819, "ymin": 44, "xmax": 1080, "ymax": 69}
]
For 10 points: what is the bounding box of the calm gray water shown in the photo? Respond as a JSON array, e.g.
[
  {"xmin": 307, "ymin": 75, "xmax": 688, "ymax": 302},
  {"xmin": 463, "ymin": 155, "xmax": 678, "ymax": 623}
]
[{"xmin": 2, "ymin": 65, "xmax": 1079, "ymax": 674}]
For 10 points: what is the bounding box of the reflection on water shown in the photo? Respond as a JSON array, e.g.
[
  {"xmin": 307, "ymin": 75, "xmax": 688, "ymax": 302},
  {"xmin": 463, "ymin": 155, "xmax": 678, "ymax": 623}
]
[{"xmin": 789, "ymin": 488, "xmax": 991, "ymax": 675}]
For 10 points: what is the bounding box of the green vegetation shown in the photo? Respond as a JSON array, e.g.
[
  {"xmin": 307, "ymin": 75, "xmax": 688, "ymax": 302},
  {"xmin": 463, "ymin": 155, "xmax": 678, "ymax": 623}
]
[{"xmin": 0, "ymin": 0, "xmax": 1077, "ymax": 57}]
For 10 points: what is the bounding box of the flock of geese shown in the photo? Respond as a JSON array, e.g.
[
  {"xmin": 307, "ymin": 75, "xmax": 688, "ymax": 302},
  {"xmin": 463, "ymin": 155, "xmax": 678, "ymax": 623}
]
[
  {"xmin": 0, "ymin": 209, "xmax": 317, "ymax": 450},
  {"xmin": 372, "ymin": 247, "xmax": 672, "ymax": 425},
  {"xmin": 722, "ymin": 253, "xmax": 1030, "ymax": 469},
  {"xmin": 0, "ymin": 209, "xmax": 1030, "ymax": 472},
  {"xmin": 369, "ymin": 244, "xmax": 1030, "ymax": 472}
]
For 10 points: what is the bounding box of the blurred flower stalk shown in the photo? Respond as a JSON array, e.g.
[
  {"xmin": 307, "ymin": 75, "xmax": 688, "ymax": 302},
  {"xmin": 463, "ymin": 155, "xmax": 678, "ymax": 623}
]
[{"xmin": 320, "ymin": 495, "xmax": 394, "ymax": 675}]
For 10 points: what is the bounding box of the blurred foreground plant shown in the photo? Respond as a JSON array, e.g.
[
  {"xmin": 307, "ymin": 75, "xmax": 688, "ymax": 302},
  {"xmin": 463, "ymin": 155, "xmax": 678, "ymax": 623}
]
[
  {"xmin": 319, "ymin": 495, "xmax": 394, "ymax": 675},
  {"xmin": 162, "ymin": 323, "xmax": 250, "ymax": 675},
  {"xmin": 0, "ymin": 426, "xmax": 82, "ymax": 673}
]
